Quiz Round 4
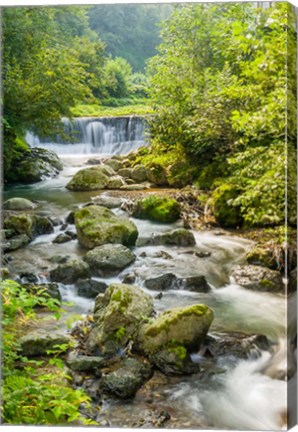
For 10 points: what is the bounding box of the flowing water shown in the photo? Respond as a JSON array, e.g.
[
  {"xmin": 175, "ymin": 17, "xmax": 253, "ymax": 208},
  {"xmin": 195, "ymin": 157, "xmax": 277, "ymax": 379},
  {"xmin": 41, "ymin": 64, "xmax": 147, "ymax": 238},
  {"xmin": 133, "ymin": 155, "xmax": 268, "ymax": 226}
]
[{"xmin": 4, "ymin": 136, "xmax": 295, "ymax": 429}]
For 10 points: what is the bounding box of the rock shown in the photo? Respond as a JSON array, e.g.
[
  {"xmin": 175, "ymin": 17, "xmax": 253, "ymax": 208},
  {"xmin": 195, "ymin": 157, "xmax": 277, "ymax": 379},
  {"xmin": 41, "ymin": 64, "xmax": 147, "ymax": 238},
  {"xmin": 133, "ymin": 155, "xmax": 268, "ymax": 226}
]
[
  {"xmin": 3, "ymin": 197, "xmax": 37, "ymax": 211},
  {"xmin": 84, "ymin": 244, "xmax": 136, "ymax": 275},
  {"xmin": 87, "ymin": 283, "xmax": 154, "ymax": 355},
  {"xmin": 66, "ymin": 166, "xmax": 111, "ymax": 191},
  {"xmin": 0, "ymin": 268, "xmax": 11, "ymax": 280},
  {"xmin": 19, "ymin": 272, "xmax": 39, "ymax": 283},
  {"xmin": 66, "ymin": 211, "xmax": 75, "ymax": 224},
  {"xmin": 33, "ymin": 216, "xmax": 54, "ymax": 236},
  {"xmin": 178, "ymin": 276, "xmax": 211, "ymax": 293},
  {"xmin": 106, "ymin": 175, "xmax": 126, "ymax": 189},
  {"xmin": 51, "ymin": 217, "xmax": 63, "ymax": 226},
  {"xmin": 52, "ymin": 233, "xmax": 72, "ymax": 244},
  {"xmin": 91, "ymin": 195, "xmax": 122, "ymax": 209},
  {"xmin": 74, "ymin": 205, "xmax": 138, "ymax": 249},
  {"xmin": 100, "ymin": 357, "xmax": 153, "ymax": 399},
  {"xmin": 144, "ymin": 273, "xmax": 177, "ymax": 291},
  {"xmin": 19, "ymin": 330, "xmax": 70, "ymax": 356},
  {"xmin": 3, "ymin": 234, "xmax": 30, "ymax": 252},
  {"xmin": 120, "ymin": 183, "xmax": 150, "ymax": 191},
  {"xmin": 131, "ymin": 165, "xmax": 148, "ymax": 183},
  {"xmin": 289, "ymin": 268, "xmax": 297, "ymax": 293},
  {"xmin": 60, "ymin": 223, "xmax": 68, "ymax": 231},
  {"xmin": 24, "ymin": 282, "xmax": 62, "ymax": 301},
  {"xmin": 231, "ymin": 264, "xmax": 284, "ymax": 293},
  {"xmin": 12, "ymin": 148, "xmax": 63, "ymax": 183},
  {"xmin": 76, "ymin": 279, "xmax": 108, "ymax": 298},
  {"xmin": 131, "ymin": 195, "xmax": 181, "ymax": 223},
  {"xmin": 137, "ymin": 228, "xmax": 196, "ymax": 247},
  {"xmin": 50, "ymin": 259, "xmax": 90, "ymax": 284},
  {"xmin": 246, "ymin": 246, "xmax": 279, "ymax": 270},
  {"xmin": 118, "ymin": 168, "xmax": 132, "ymax": 178},
  {"xmin": 65, "ymin": 230, "xmax": 77, "ymax": 240},
  {"xmin": 86, "ymin": 158, "xmax": 102, "ymax": 165},
  {"xmin": 3, "ymin": 213, "xmax": 53, "ymax": 238},
  {"xmin": 66, "ymin": 351, "xmax": 105, "ymax": 371},
  {"xmin": 121, "ymin": 273, "xmax": 136, "ymax": 284},
  {"xmin": 49, "ymin": 255, "xmax": 70, "ymax": 264},
  {"xmin": 132, "ymin": 409, "xmax": 170, "ymax": 428},
  {"xmin": 105, "ymin": 159, "xmax": 123, "ymax": 172},
  {"xmin": 136, "ymin": 304, "xmax": 214, "ymax": 356},
  {"xmin": 146, "ymin": 164, "xmax": 168, "ymax": 186},
  {"xmin": 151, "ymin": 347, "xmax": 200, "ymax": 375}
]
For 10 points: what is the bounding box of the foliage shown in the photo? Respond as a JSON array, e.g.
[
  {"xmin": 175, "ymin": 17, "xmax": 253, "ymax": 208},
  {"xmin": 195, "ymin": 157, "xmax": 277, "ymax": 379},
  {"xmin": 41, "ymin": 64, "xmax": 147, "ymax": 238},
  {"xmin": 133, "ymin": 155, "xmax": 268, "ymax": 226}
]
[
  {"xmin": 135, "ymin": 195, "xmax": 181, "ymax": 223},
  {"xmin": 1, "ymin": 280, "xmax": 95, "ymax": 425},
  {"xmin": 101, "ymin": 57, "xmax": 133, "ymax": 98},
  {"xmin": 71, "ymin": 103, "xmax": 152, "ymax": 118},
  {"xmin": 147, "ymin": 2, "xmax": 296, "ymax": 227}
]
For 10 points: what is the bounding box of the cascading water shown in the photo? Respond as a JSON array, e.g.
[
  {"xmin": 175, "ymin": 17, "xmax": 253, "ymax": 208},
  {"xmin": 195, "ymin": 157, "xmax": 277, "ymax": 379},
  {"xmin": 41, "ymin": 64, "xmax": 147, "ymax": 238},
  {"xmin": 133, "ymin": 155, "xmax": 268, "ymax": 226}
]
[{"xmin": 25, "ymin": 116, "xmax": 148, "ymax": 155}]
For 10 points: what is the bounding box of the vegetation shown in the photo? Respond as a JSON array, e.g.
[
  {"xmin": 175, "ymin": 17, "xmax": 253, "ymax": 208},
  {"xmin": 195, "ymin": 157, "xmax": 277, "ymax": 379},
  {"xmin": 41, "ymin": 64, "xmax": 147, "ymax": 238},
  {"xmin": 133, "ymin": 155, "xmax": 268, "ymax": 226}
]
[
  {"xmin": 1, "ymin": 280, "xmax": 94, "ymax": 425},
  {"xmin": 71, "ymin": 103, "xmax": 152, "ymax": 118}
]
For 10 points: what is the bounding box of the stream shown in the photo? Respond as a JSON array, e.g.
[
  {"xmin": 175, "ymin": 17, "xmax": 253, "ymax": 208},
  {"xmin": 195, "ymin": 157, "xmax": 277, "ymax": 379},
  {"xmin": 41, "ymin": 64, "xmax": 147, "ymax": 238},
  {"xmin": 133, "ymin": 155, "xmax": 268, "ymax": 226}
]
[{"xmin": 4, "ymin": 126, "xmax": 295, "ymax": 429}]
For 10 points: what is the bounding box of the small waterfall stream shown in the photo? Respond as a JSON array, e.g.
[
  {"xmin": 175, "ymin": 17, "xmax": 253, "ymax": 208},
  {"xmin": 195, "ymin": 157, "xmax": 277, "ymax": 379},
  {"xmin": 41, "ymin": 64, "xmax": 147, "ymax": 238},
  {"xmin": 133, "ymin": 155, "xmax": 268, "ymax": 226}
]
[{"xmin": 25, "ymin": 116, "xmax": 148, "ymax": 155}]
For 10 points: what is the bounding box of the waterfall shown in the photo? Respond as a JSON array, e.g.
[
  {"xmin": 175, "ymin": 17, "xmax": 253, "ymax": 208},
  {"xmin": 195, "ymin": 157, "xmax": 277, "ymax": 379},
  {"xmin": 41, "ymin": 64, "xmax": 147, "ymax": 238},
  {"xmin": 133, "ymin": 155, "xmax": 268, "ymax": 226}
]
[{"xmin": 25, "ymin": 116, "xmax": 149, "ymax": 155}]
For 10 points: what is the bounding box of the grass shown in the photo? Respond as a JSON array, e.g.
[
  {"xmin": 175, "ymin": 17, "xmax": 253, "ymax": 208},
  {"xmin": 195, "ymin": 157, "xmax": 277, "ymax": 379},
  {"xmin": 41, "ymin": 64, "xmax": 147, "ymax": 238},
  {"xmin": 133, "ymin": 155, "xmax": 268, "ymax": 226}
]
[{"xmin": 70, "ymin": 103, "xmax": 153, "ymax": 118}]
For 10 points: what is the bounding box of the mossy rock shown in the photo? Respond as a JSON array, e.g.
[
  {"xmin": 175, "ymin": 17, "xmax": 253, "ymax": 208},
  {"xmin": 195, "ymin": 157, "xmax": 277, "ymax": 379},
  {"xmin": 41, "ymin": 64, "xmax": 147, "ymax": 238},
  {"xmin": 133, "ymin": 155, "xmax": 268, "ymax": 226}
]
[
  {"xmin": 87, "ymin": 283, "xmax": 154, "ymax": 355},
  {"xmin": 231, "ymin": 264, "xmax": 284, "ymax": 293},
  {"xmin": 50, "ymin": 259, "xmax": 90, "ymax": 284},
  {"xmin": 84, "ymin": 243, "xmax": 136, "ymax": 275},
  {"xmin": 150, "ymin": 346, "xmax": 199, "ymax": 375},
  {"xmin": 105, "ymin": 158, "xmax": 123, "ymax": 172},
  {"xmin": 136, "ymin": 304, "xmax": 214, "ymax": 355},
  {"xmin": 74, "ymin": 205, "xmax": 138, "ymax": 249},
  {"xmin": 3, "ymin": 197, "xmax": 37, "ymax": 211},
  {"xmin": 66, "ymin": 166, "xmax": 111, "ymax": 191},
  {"xmin": 131, "ymin": 164, "xmax": 148, "ymax": 183},
  {"xmin": 106, "ymin": 175, "xmax": 126, "ymax": 189},
  {"xmin": 137, "ymin": 228, "xmax": 196, "ymax": 247},
  {"xmin": 212, "ymin": 184, "xmax": 243, "ymax": 228},
  {"xmin": 246, "ymin": 246, "xmax": 278, "ymax": 270},
  {"xmin": 3, "ymin": 214, "xmax": 33, "ymax": 236},
  {"xmin": 132, "ymin": 195, "xmax": 181, "ymax": 223},
  {"xmin": 167, "ymin": 162, "xmax": 196, "ymax": 188},
  {"xmin": 146, "ymin": 163, "xmax": 168, "ymax": 186}
]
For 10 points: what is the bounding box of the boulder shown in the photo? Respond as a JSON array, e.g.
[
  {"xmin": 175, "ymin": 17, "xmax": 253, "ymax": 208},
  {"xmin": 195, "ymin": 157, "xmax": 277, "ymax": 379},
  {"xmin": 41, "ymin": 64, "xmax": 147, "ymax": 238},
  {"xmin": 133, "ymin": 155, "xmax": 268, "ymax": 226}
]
[
  {"xmin": 87, "ymin": 283, "xmax": 154, "ymax": 355},
  {"xmin": 24, "ymin": 282, "xmax": 62, "ymax": 301},
  {"xmin": 3, "ymin": 213, "xmax": 33, "ymax": 237},
  {"xmin": 12, "ymin": 148, "xmax": 63, "ymax": 183},
  {"xmin": 50, "ymin": 259, "xmax": 90, "ymax": 284},
  {"xmin": 136, "ymin": 304, "xmax": 214, "ymax": 356},
  {"xmin": 151, "ymin": 347, "xmax": 199, "ymax": 375},
  {"xmin": 91, "ymin": 195, "xmax": 122, "ymax": 209},
  {"xmin": 106, "ymin": 175, "xmax": 126, "ymax": 189},
  {"xmin": 84, "ymin": 244, "xmax": 136, "ymax": 275},
  {"xmin": 33, "ymin": 216, "xmax": 54, "ymax": 236},
  {"xmin": 100, "ymin": 357, "xmax": 153, "ymax": 399},
  {"xmin": 76, "ymin": 279, "xmax": 108, "ymax": 298},
  {"xmin": 131, "ymin": 165, "xmax": 148, "ymax": 183},
  {"xmin": 19, "ymin": 330, "xmax": 70, "ymax": 357},
  {"xmin": 146, "ymin": 164, "xmax": 168, "ymax": 186},
  {"xmin": 144, "ymin": 273, "xmax": 177, "ymax": 291},
  {"xmin": 74, "ymin": 205, "xmax": 138, "ymax": 249},
  {"xmin": 66, "ymin": 352, "xmax": 105, "ymax": 371},
  {"xmin": 231, "ymin": 264, "xmax": 284, "ymax": 293},
  {"xmin": 246, "ymin": 246, "xmax": 279, "ymax": 270},
  {"xmin": 118, "ymin": 168, "xmax": 133, "ymax": 178},
  {"xmin": 132, "ymin": 195, "xmax": 181, "ymax": 223},
  {"xmin": 66, "ymin": 166, "xmax": 111, "ymax": 191},
  {"xmin": 137, "ymin": 228, "xmax": 196, "ymax": 247},
  {"xmin": 120, "ymin": 183, "xmax": 150, "ymax": 191},
  {"xmin": 3, "ymin": 197, "xmax": 37, "ymax": 211},
  {"xmin": 105, "ymin": 159, "xmax": 123, "ymax": 172},
  {"xmin": 178, "ymin": 276, "xmax": 211, "ymax": 293},
  {"xmin": 3, "ymin": 234, "xmax": 30, "ymax": 252},
  {"xmin": 53, "ymin": 233, "xmax": 72, "ymax": 244}
]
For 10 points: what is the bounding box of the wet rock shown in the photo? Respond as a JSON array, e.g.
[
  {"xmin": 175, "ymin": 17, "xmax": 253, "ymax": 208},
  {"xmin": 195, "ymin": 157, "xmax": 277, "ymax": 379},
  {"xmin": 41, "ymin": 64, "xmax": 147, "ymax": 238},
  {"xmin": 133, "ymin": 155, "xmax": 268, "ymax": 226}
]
[
  {"xmin": 66, "ymin": 211, "xmax": 75, "ymax": 224},
  {"xmin": 204, "ymin": 333, "xmax": 270, "ymax": 360},
  {"xmin": 3, "ymin": 197, "xmax": 37, "ymax": 211},
  {"xmin": 51, "ymin": 217, "xmax": 63, "ymax": 226},
  {"xmin": 121, "ymin": 273, "xmax": 136, "ymax": 284},
  {"xmin": 131, "ymin": 195, "xmax": 180, "ymax": 223},
  {"xmin": 12, "ymin": 148, "xmax": 63, "ymax": 183},
  {"xmin": 65, "ymin": 230, "xmax": 77, "ymax": 240},
  {"xmin": 145, "ymin": 273, "xmax": 177, "ymax": 291},
  {"xmin": 120, "ymin": 183, "xmax": 151, "ymax": 191},
  {"xmin": 100, "ymin": 357, "xmax": 153, "ymax": 399},
  {"xmin": 86, "ymin": 158, "xmax": 102, "ymax": 165},
  {"xmin": 246, "ymin": 246, "xmax": 279, "ymax": 270},
  {"xmin": 66, "ymin": 351, "xmax": 105, "ymax": 371},
  {"xmin": 19, "ymin": 272, "xmax": 39, "ymax": 283},
  {"xmin": 50, "ymin": 259, "xmax": 90, "ymax": 284},
  {"xmin": 3, "ymin": 213, "xmax": 33, "ymax": 237},
  {"xmin": 49, "ymin": 255, "xmax": 70, "ymax": 264},
  {"xmin": 53, "ymin": 233, "xmax": 72, "ymax": 244},
  {"xmin": 137, "ymin": 228, "xmax": 196, "ymax": 247},
  {"xmin": 132, "ymin": 409, "xmax": 170, "ymax": 428},
  {"xmin": 82, "ymin": 378, "xmax": 102, "ymax": 400},
  {"xmin": 76, "ymin": 278, "xmax": 108, "ymax": 298},
  {"xmin": 84, "ymin": 244, "xmax": 136, "ymax": 275},
  {"xmin": 87, "ymin": 283, "xmax": 154, "ymax": 355},
  {"xmin": 131, "ymin": 165, "xmax": 148, "ymax": 183},
  {"xmin": 105, "ymin": 159, "xmax": 123, "ymax": 172},
  {"xmin": 60, "ymin": 223, "xmax": 68, "ymax": 231},
  {"xmin": 136, "ymin": 304, "xmax": 214, "ymax": 356},
  {"xmin": 91, "ymin": 195, "xmax": 122, "ymax": 209},
  {"xmin": 0, "ymin": 267, "xmax": 11, "ymax": 280},
  {"xmin": 3, "ymin": 234, "xmax": 30, "ymax": 252},
  {"xmin": 66, "ymin": 165, "xmax": 115, "ymax": 191},
  {"xmin": 151, "ymin": 347, "xmax": 200, "ymax": 375},
  {"xmin": 34, "ymin": 216, "xmax": 54, "ymax": 236},
  {"xmin": 146, "ymin": 164, "xmax": 168, "ymax": 186},
  {"xmin": 118, "ymin": 167, "xmax": 132, "ymax": 178},
  {"xmin": 75, "ymin": 205, "xmax": 138, "ymax": 249},
  {"xmin": 106, "ymin": 175, "xmax": 126, "ymax": 189},
  {"xmin": 231, "ymin": 264, "xmax": 284, "ymax": 293},
  {"xmin": 154, "ymin": 250, "xmax": 173, "ymax": 260},
  {"xmin": 20, "ymin": 330, "xmax": 70, "ymax": 356},
  {"xmin": 178, "ymin": 276, "xmax": 211, "ymax": 293}
]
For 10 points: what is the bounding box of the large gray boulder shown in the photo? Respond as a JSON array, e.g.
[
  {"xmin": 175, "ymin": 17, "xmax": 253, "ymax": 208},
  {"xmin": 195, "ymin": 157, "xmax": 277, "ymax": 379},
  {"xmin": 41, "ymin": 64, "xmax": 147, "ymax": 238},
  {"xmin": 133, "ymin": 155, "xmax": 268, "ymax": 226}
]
[
  {"xmin": 84, "ymin": 244, "xmax": 136, "ymax": 275},
  {"xmin": 137, "ymin": 228, "xmax": 196, "ymax": 247},
  {"xmin": 231, "ymin": 264, "xmax": 284, "ymax": 293},
  {"xmin": 3, "ymin": 197, "xmax": 37, "ymax": 211},
  {"xmin": 66, "ymin": 165, "xmax": 115, "ymax": 191},
  {"xmin": 74, "ymin": 205, "xmax": 138, "ymax": 249},
  {"xmin": 131, "ymin": 165, "xmax": 148, "ymax": 183},
  {"xmin": 20, "ymin": 330, "xmax": 70, "ymax": 357},
  {"xmin": 50, "ymin": 259, "xmax": 90, "ymax": 284},
  {"xmin": 87, "ymin": 283, "xmax": 154, "ymax": 355},
  {"xmin": 136, "ymin": 304, "xmax": 214, "ymax": 356}
]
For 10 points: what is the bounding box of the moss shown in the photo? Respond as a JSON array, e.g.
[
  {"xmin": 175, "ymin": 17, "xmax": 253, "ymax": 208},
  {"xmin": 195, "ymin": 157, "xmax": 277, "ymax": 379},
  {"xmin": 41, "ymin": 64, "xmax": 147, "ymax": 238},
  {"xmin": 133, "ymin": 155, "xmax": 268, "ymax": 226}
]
[
  {"xmin": 66, "ymin": 167, "xmax": 109, "ymax": 191},
  {"xmin": 111, "ymin": 287, "xmax": 133, "ymax": 312},
  {"xmin": 168, "ymin": 345, "xmax": 187, "ymax": 361},
  {"xmin": 4, "ymin": 214, "xmax": 33, "ymax": 236},
  {"xmin": 259, "ymin": 279, "xmax": 275, "ymax": 289},
  {"xmin": 134, "ymin": 195, "xmax": 181, "ymax": 223},
  {"xmin": 212, "ymin": 184, "xmax": 243, "ymax": 228}
]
